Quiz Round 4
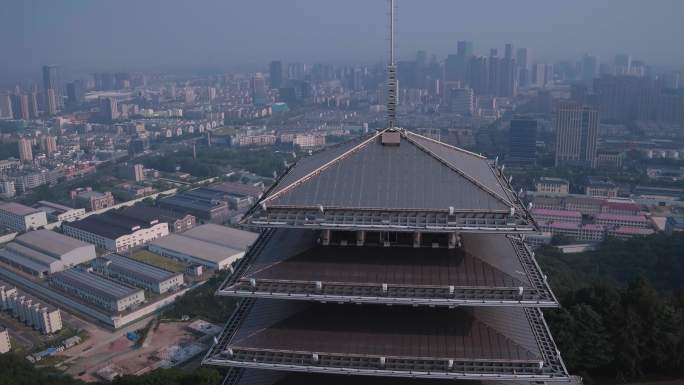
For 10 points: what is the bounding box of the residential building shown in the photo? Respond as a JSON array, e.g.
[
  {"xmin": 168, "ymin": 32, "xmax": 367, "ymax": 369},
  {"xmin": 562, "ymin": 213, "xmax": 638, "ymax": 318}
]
[
  {"xmin": 33, "ymin": 201, "xmax": 85, "ymax": 222},
  {"xmin": 542, "ymin": 222, "xmax": 605, "ymax": 242},
  {"xmin": 508, "ymin": 117, "xmax": 537, "ymax": 164},
  {"xmin": 18, "ymin": 138, "xmax": 33, "ymax": 162},
  {"xmin": 50, "ymin": 268, "xmax": 145, "ymax": 313},
  {"xmin": 62, "ymin": 210, "xmax": 169, "ymax": 252},
  {"xmin": 70, "ymin": 188, "xmax": 115, "ymax": 211},
  {"xmin": 585, "ymin": 177, "xmax": 618, "ymax": 198},
  {"xmin": 595, "ymin": 213, "xmax": 652, "ymax": 229},
  {"xmin": 531, "ymin": 208, "xmax": 582, "ymax": 224},
  {"xmin": 0, "ymin": 202, "xmax": 48, "ymax": 231},
  {"xmin": 148, "ymin": 224, "xmax": 258, "ymax": 270},
  {"xmin": 92, "ymin": 254, "xmax": 184, "ymax": 294},
  {"xmin": 0, "ymin": 230, "xmax": 96, "ymax": 278},
  {"xmin": 554, "ymin": 100, "xmax": 598, "ymax": 168},
  {"xmin": 0, "ymin": 181, "xmax": 16, "ymax": 199},
  {"xmin": 535, "ymin": 177, "xmax": 569, "ymax": 195},
  {"xmin": 0, "ymin": 281, "xmax": 62, "ymax": 334},
  {"xmin": 0, "ymin": 328, "xmax": 9, "ymax": 353}
]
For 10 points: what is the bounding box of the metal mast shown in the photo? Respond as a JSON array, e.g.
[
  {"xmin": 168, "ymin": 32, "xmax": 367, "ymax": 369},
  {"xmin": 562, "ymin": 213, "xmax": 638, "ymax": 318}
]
[{"xmin": 387, "ymin": 0, "xmax": 397, "ymax": 129}]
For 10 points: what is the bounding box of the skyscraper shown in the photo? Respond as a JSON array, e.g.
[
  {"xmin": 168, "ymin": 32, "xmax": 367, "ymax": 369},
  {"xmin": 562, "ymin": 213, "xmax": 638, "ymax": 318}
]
[
  {"xmin": 516, "ymin": 48, "xmax": 531, "ymax": 87},
  {"xmin": 28, "ymin": 92, "xmax": 39, "ymax": 119},
  {"xmin": 66, "ymin": 80, "xmax": 84, "ymax": 108},
  {"xmin": 554, "ymin": 100, "xmax": 599, "ymax": 168},
  {"xmin": 251, "ymin": 73, "xmax": 268, "ymax": 106},
  {"xmin": 269, "ymin": 61, "xmax": 283, "ymax": 89},
  {"xmin": 10, "ymin": 94, "xmax": 29, "ymax": 120},
  {"xmin": 42, "ymin": 65, "xmax": 60, "ymax": 114},
  {"xmin": 614, "ymin": 54, "xmax": 631, "ymax": 75},
  {"xmin": 41, "ymin": 135, "xmax": 57, "ymax": 156},
  {"xmin": 469, "ymin": 56, "xmax": 489, "ymax": 96},
  {"xmin": 508, "ymin": 117, "xmax": 537, "ymax": 164},
  {"xmin": 100, "ymin": 97, "xmax": 118, "ymax": 122},
  {"xmin": 581, "ymin": 54, "xmax": 599, "ymax": 84},
  {"xmin": 18, "ymin": 138, "xmax": 33, "ymax": 162},
  {"xmin": 0, "ymin": 94, "xmax": 11, "ymax": 119}
]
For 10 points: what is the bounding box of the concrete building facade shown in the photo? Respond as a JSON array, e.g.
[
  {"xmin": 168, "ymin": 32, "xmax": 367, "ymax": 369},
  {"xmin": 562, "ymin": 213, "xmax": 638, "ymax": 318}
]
[{"xmin": 0, "ymin": 202, "xmax": 48, "ymax": 232}]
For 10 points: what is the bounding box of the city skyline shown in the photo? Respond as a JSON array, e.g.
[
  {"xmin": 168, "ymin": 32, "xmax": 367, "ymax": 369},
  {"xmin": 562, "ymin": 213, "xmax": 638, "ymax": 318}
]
[{"xmin": 3, "ymin": 0, "xmax": 684, "ymax": 83}]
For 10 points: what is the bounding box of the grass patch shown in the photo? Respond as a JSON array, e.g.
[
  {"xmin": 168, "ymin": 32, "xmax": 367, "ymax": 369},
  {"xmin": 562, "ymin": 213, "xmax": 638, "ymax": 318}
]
[{"xmin": 129, "ymin": 249, "xmax": 187, "ymax": 273}]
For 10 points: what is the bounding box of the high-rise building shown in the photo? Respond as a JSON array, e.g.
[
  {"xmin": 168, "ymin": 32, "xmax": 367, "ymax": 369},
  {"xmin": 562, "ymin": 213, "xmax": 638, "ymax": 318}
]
[
  {"xmin": 581, "ymin": 54, "xmax": 599, "ymax": 84},
  {"xmin": 41, "ymin": 135, "xmax": 57, "ymax": 156},
  {"xmin": 508, "ymin": 117, "xmax": 537, "ymax": 165},
  {"xmin": 46, "ymin": 89, "xmax": 58, "ymax": 116},
  {"xmin": 10, "ymin": 94, "xmax": 29, "ymax": 120},
  {"xmin": 516, "ymin": 48, "xmax": 530, "ymax": 87},
  {"xmin": 66, "ymin": 80, "xmax": 84, "ymax": 108},
  {"xmin": 269, "ymin": 61, "xmax": 283, "ymax": 89},
  {"xmin": 554, "ymin": 100, "xmax": 599, "ymax": 168},
  {"xmin": 42, "ymin": 65, "xmax": 60, "ymax": 113},
  {"xmin": 0, "ymin": 94, "xmax": 12, "ymax": 119},
  {"xmin": 100, "ymin": 97, "xmax": 118, "ymax": 121},
  {"xmin": 469, "ymin": 56, "xmax": 489, "ymax": 95},
  {"xmin": 251, "ymin": 73, "xmax": 268, "ymax": 106},
  {"xmin": 18, "ymin": 138, "xmax": 33, "ymax": 162},
  {"xmin": 499, "ymin": 46, "xmax": 517, "ymax": 97},
  {"xmin": 446, "ymin": 87, "xmax": 474, "ymax": 115},
  {"xmin": 614, "ymin": 54, "xmax": 631, "ymax": 75},
  {"xmin": 28, "ymin": 92, "xmax": 39, "ymax": 119}
]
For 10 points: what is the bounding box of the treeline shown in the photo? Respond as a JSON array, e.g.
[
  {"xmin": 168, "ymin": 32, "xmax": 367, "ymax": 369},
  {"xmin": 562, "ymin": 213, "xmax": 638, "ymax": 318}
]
[{"xmin": 540, "ymin": 233, "xmax": 684, "ymax": 383}]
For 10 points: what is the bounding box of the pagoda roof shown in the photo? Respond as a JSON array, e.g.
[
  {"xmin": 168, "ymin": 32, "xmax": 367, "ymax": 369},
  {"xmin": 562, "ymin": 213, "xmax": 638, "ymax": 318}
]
[
  {"xmin": 242, "ymin": 129, "xmax": 535, "ymax": 233},
  {"xmin": 203, "ymin": 299, "xmax": 568, "ymax": 380},
  {"xmin": 221, "ymin": 368, "xmax": 582, "ymax": 385},
  {"xmin": 219, "ymin": 229, "xmax": 557, "ymax": 307}
]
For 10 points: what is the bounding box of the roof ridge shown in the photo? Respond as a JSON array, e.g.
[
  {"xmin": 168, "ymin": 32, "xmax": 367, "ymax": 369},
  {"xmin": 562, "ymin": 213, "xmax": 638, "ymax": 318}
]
[
  {"xmin": 262, "ymin": 130, "xmax": 385, "ymax": 205},
  {"xmin": 402, "ymin": 132, "xmax": 515, "ymax": 209},
  {"xmin": 474, "ymin": 312, "xmax": 542, "ymax": 360},
  {"xmin": 405, "ymin": 130, "xmax": 487, "ymax": 159}
]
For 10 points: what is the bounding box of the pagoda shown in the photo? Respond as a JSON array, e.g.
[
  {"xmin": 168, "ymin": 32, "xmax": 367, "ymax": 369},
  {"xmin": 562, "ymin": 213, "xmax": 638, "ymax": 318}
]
[{"xmin": 203, "ymin": 2, "xmax": 577, "ymax": 385}]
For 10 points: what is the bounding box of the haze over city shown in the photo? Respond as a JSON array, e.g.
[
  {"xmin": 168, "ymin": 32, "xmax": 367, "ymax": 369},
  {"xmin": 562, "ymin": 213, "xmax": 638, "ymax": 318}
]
[
  {"xmin": 1, "ymin": 1, "xmax": 684, "ymax": 385},
  {"xmin": 3, "ymin": 0, "xmax": 684, "ymax": 83}
]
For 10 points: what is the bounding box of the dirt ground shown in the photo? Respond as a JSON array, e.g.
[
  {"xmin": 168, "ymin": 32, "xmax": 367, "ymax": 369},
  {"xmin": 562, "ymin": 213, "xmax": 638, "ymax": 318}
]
[{"xmin": 66, "ymin": 321, "xmax": 201, "ymax": 382}]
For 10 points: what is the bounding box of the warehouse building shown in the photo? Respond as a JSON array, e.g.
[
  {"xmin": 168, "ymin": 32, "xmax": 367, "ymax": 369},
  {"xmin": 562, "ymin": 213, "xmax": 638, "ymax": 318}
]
[
  {"xmin": 119, "ymin": 204, "xmax": 196, "ymax": 233},
  {"xmin": 49, "ymin": 268, "xmax": 145, "ymax": 313},
  {"xmin": 158, "ymin": 193, "xmax": 229, "ymax": 223},
  {"xmin": 0, "ymin": 279, "xmax": 62, "ymax": 334},
  {"xmin": 0, "ymin": 230, "xmax": 96, "ymax": 278},
  {"xmin": 148, "ymin": 224, "xmax": 258, "ymax": 270},
  {"xmin": 33, "ymin": 201, "xmax": 86, "ymax": 222},
  {"xmin": 0, "ymin": 202, "xmax": 48, "ymax": 231},
  {"xmin": 92, "ymin": 254, "xmax": 184, "ymax": 294},
  {"xmin": 62, "ymin": 210, "xmax": 169, "ymax": 252}
]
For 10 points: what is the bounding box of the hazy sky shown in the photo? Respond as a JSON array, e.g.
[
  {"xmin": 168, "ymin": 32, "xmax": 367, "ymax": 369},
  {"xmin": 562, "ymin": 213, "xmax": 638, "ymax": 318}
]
[{"xmin": 2, "ymin": 0, "xmax": 683, "ymax": 83}]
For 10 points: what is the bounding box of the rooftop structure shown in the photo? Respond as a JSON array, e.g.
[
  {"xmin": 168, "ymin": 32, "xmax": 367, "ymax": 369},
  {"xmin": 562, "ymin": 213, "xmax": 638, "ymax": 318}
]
[
  {"xmin": 158, "ymin": 193, "xmax": 229, "ymax": 223},
  {"xmin": 148, "ymin": 224, "xmax": 258, "ymax": 270},
  {"xmin": 243, "ymin": 130, "xmax": 534, "ymax": 233},
  {"xmin": 0, "ymin": 230, "xmax": 96, "ymax": 278},
  {"xmin": 120, "ymin": 204, "xmax": 196, "ymax": 233},
  {"xmin": 93, "ymin": 253, "xmax": 184, "ymax": 294}
]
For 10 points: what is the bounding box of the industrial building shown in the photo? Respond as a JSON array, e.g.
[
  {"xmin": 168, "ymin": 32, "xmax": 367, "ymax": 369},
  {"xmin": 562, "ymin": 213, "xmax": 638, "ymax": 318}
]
[
  {"xmin": 0, "ymin": 279, "xmax": 62, "ymax": 334},
  {"xmin": 158, "ymin": 193, "xmax": 229, "ymax": 223},
  {"xmin": 0, "ymin": 328, "xmax": 9, "ymax": 353},
  {"xmin": 49, "ymin": 268, "xmax": 145, "ymax": 313},
  {"xmin": 62, "ymin": 210, "xmax": 169, "ymax": 252},
  {"xmin": 0, "ymin": 230, "xmax": 96, "ymax": 278},
  {"xmin": 148, "ymin": 224, "xmax": 258, "ymax": 270},
  {"xmin": 120, "ymin": 204, "xmax": 196, "ymax": 233},
  {"xmin": 33, "ymin": 201, "xmax": 86, "ymax": 222},
  {"xmin": 0, "ymin": 202, "xmax": 48, "ymax": 231},
  {"xmin": 92, "ymin": 253, "xmax": 184, "ymax": 294}
]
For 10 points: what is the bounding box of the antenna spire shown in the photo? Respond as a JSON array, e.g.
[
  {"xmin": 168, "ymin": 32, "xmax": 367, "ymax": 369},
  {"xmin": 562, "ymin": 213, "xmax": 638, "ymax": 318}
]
[{"xmin": 386, "ymin": 0, "xmax": 397, "ymax": 129}]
